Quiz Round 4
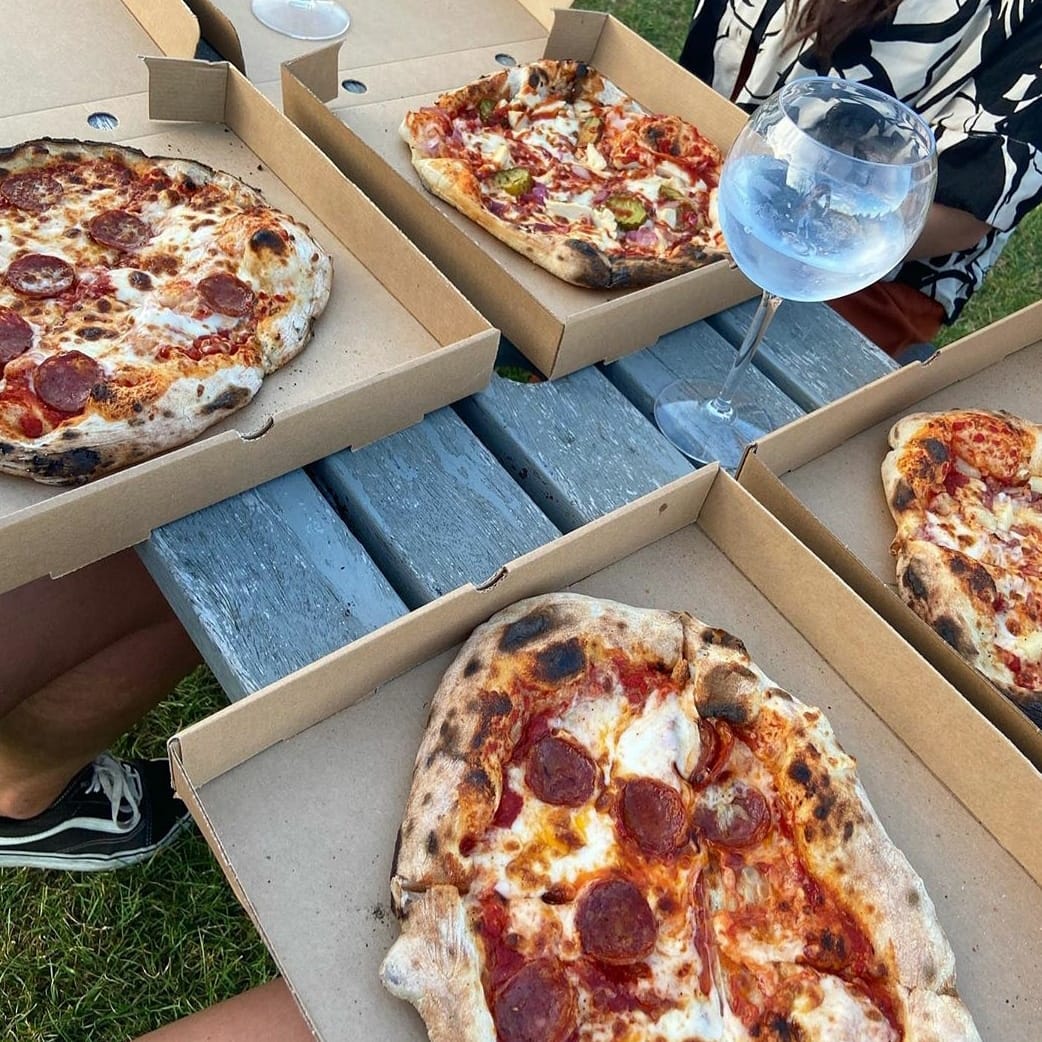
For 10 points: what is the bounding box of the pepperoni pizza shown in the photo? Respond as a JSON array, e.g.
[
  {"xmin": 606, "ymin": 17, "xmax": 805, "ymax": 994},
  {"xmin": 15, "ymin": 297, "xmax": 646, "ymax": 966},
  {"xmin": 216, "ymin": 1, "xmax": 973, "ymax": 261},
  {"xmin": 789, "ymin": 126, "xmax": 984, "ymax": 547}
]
[
  {"xmin": 400, "ymin": 60, "xmax": 727, "ymax": 289},
  {"xmin": 381, "ymin": 593, "xmax": 980, "ymax": 1042},
  {"xmin": 883, "ymin": 408, "xmax": 1042, "ymax": 725},
  {"xmin": 0, "ymin": 138, "xmax": 332, "ymax": 484}
]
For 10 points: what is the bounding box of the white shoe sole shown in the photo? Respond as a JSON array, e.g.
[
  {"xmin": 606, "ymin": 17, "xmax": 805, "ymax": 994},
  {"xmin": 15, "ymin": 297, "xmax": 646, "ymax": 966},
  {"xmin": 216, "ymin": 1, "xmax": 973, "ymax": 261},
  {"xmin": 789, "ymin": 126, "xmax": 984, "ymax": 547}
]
[{"xmin": 0, "ymin": 814, "xmax": 191, "ymax": 872}]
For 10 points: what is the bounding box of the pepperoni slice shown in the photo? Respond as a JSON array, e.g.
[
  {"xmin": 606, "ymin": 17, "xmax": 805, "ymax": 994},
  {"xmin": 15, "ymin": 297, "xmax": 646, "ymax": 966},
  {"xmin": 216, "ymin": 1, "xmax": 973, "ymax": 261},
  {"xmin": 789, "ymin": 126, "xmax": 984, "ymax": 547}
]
[
  {"xmin": 89, "ymin": 210, "xmax": 150, "ymax": 251},
  {"xmin": 576, "ymin": 878, "xmax": 657, "ymax": 964},
  {"xmin": 1, "ymin": 171, "xmax": 63, "ymax": 212},
  {"xmin": 689, "ymin": 718, "xmax": 734, "ymax": 787},
  {"xmin": 692, "ymin": 781, "xmax": 771, "ymax": 849},
  {"xmin": 525, "ymin": 734, "xmax": 596, "ymax": 806},
  {"xmin": 34, "ymin": 351, "xmax": 103, "ymax": 413},
  {"xmin": 619, "ymin": 777, "xmax": 688, "ymax": 856},
  {"xmin": 0, "ymin": 308, "xmax": 33, "ymax": 368},
  {"xmin": 198, "ymin": 273, "xmax": 255, "ymax": 317},
  {"xmin": 493, "ymin": 960, "xmax": 576, "ymax": 1042},
  {"xmin": 7, "ymin": 254, "xmax": 75, "ymax": 297}
]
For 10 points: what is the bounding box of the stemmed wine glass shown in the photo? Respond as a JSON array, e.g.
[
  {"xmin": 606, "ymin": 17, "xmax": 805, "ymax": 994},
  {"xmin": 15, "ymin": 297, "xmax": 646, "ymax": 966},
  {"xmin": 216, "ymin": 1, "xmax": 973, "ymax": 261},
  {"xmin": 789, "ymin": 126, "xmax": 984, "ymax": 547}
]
[
  {"xmin": 251, "ymin": 0, "xmax": 350, "ymax": 40},
  {"xmin": 654, "ymin": 77, "xmax": 937, "ymax": 468}
]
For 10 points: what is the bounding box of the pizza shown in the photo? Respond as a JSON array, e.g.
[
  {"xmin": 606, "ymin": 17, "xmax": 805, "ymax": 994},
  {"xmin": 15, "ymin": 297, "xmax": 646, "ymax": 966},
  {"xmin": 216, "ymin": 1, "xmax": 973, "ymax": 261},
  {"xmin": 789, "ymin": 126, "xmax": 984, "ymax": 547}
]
[
  {"xmin": 399, "ymin": 60, "xmax": 727, "ymax": 289},
  {"xmin": 0, "ymin": 138, "xmax": 333, "ymax": 484},
  {"xmin": 883, "ymin": 408, "xmax": 1042, "ymax": 725},
  {"xmin": 380, "ymin": 592, "xmax": 980, "ymax": 1042}
]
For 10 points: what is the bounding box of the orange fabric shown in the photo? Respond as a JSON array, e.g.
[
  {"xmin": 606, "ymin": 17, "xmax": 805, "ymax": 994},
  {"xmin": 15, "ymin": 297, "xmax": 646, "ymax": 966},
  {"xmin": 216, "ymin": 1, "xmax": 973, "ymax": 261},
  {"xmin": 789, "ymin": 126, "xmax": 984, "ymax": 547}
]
[{"xmin": 827, "ymin": 282, "xmax": 946, "ymax": 357}]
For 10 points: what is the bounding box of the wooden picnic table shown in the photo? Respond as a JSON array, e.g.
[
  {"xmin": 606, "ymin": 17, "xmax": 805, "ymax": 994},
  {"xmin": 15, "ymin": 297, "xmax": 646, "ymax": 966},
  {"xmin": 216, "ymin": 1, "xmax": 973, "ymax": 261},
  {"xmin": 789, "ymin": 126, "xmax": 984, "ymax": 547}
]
[{"xmin": 138, "ymin": 300, "xmax": 896, "ymax": 700}]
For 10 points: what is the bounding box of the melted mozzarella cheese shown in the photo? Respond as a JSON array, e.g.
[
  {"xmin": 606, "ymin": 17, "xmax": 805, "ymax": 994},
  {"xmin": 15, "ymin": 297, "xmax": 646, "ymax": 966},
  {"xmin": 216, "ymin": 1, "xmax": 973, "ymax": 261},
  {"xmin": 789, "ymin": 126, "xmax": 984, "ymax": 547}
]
[
  {"xmin": 613, "ymin": 693, "xmax": 700, "ymax": 784},
  {"xmin": 790, "ymin": 976, "xmax": 899, "ymax": 1042}
]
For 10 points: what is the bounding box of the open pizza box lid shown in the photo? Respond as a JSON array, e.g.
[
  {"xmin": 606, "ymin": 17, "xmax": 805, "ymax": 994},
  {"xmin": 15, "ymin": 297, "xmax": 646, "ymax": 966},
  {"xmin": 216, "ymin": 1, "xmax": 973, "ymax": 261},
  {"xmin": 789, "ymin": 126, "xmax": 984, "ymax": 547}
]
[
  {"xmin": 262, "ymin": 4, "xmax": 756, "ymax": 379},
  {"xmin": 0, "ymin": 0, "xmax": 200, "ymax": 118},
  {"xmin": 736, "ymin": 299, "xmax": 1042, "ymax": 769},
  {"xmin": 169, "ymin": 465, "xmax": 1042, "ymax": 1042},
  {"xmin": 181, "ymin": 0, "xmax": 562, "ymax": 100},
  {"xmin": 0, "ymin": 57, "xmax": 498, "ymax": 594}
]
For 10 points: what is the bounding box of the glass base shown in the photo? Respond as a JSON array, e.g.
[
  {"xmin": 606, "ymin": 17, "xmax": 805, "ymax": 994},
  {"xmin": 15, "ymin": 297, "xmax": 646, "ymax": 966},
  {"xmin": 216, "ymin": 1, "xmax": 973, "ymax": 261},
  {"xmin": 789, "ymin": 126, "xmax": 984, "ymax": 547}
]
[
  {"xmin": 653, "ymin": 379, "xmax": 771, "ymax": 471},
  {"xmin": 251, "ymin": 0, "xmax": 350, "ymax": 40}
]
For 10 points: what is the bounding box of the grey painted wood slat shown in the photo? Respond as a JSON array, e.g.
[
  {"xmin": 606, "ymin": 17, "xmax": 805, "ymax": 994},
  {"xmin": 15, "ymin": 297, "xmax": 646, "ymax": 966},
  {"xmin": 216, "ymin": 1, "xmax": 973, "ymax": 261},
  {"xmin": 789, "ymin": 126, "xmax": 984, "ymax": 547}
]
[
  {"xmin": 605, "ymin": 318, "xmax": 805, "ymax": 433},
  {"xmin": 309, "ymin": 407, "xmax": 562, "ymax": 609},
  {"xmin": 138, "ymin": 470, "xmax": 407, "ymax": 701},
  {"xmin": 455, "ymin": 367, "xmax": 693, "ymax": 531},
  {"xmin": 708, "ymin": 299, "xmax": 898, "ymax": 412}
]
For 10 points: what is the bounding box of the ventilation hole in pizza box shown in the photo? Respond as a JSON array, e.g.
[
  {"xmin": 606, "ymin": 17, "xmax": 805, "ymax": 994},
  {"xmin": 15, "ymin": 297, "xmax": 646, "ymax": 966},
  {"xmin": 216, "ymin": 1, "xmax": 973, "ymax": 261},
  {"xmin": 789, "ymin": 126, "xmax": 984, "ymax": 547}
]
[
  {"xmin": 87, "ymin": 112, "xmax": 119, "ymax": 130},
  {"xmin": 495, "ymin": 53, "xmax": 517, "ymax": 67},
  {"xmin": 341, "ymin": 79, "xmax": 368, "ymax": 95}
]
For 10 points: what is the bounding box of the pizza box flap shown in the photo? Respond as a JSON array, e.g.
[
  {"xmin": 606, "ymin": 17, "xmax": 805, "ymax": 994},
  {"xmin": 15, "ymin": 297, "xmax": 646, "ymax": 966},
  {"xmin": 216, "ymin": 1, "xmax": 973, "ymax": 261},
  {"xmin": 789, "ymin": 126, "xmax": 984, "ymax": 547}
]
[
  {"xmin": 0, "ymin": 0, "xmax": 199, "ymax": 118},
  {"xmin": 181, "ymin": 0, "xmax": 560, "ymax": 97},
  {"xmin": 737, "ymin": 300, "xmax": 1042, "ymax": 767},
  {"xmin": 279, "ymin": 9, "xmax": 755, "ymax": 378},
  {"xmin": 0, "ymin": 57, "xmax": 497, "ymax": 593},
  {"xmin": 169, "ymin": 466, "xmax": 1042, "ymax": 1042}
]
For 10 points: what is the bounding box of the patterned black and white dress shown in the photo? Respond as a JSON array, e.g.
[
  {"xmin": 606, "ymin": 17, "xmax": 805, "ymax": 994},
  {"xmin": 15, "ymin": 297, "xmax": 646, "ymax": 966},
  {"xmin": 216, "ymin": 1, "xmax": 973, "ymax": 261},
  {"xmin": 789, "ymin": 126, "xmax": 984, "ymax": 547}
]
[{"xmin": 680, "ymin": 0, "xmax": 1042, "ymax": 323}]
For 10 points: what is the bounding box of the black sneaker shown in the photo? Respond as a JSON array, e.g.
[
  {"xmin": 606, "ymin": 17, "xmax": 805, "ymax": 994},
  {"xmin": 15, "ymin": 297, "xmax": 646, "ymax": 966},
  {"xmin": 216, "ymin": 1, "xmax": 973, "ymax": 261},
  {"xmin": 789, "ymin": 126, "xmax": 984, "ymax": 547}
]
[{"xmin": 0, "ymin": 754, "xmax": 191, "ymax": 871}]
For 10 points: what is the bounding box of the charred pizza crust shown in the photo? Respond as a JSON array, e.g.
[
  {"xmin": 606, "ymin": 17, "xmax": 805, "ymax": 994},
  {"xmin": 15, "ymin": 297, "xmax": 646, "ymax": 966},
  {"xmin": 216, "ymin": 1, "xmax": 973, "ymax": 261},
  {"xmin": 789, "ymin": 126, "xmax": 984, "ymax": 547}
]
[
  {"xmin": 0, "ymin": 138, "xmax": 333, "ymax": 483},
  {"xmin": 382, "ymin": 592, "xmax": 978, "ymax": 1042},
  {"xmin": 883, "ymin": 410, "xmax": 1042, "ymax": 723},
  {"xmin": 400, "ymin": 60, "xmax": 726, "ymax": 289}
]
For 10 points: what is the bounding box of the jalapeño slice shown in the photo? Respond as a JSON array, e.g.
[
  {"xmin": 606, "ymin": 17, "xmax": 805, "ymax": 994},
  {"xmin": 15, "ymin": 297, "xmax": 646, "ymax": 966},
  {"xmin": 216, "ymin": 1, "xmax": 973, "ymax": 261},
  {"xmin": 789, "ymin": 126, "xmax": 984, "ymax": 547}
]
[
  {"xmin": 577, "ymin": 116, "xmax": 603, "ymax": 148},
  {"xmin": 478, "ymin": 97, "xmax": 496, "ymax": 123},
  {"xmin": 605, "ymin": 193, "xmax": 648, "ymax": 231},
  {"xmin": 493, "ymin": 168, "xmax": 534, "ymax": 197}
]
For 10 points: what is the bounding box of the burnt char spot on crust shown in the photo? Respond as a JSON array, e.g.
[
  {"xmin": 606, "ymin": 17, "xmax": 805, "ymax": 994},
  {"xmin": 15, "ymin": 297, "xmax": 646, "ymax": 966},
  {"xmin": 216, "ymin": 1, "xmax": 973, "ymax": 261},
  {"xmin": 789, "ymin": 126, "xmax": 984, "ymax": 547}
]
[
  {"xmin": 249, "ymin": 227, "xmax": 288, "ymax": 256},
  {"xmin": 465, "ymin": 767, "xmax": 494, "ymax": 799},
  {"xmin": 499, "ymin": 608, "xmax": 555, "ymax": 651},
  {"xmin": 389, "ymin": 827, "xmax": 403, "ymax": 881},
  {"xmin": 934, "ymin": 615, "xmax": 976, "ymax": 657},
  {"xmin": 699, "ymin": 627, "xmax": 748, "ymax": 655},
  {"xmin": 463, "ymin": 657, "xmax": 482, "ymax": 677},
  {"xmin": 533, "ymin": 637, "xmax": 586, "ymax": 683},
  {"xmin": 901, "ymin": 563, "xmax": 929, "ymax": 603},
  {"xmin": 1021, "ymin": 699, "xmax": 1042, "ymax": 727},
  {"xmin": 759, "ymin": 1013, "xmax": 803, "ymax": 1042},
  {"xmin": 891, "ymin": 478, "xmax": 916, "ymax": 511},
  {"xmin": 199, "ymin": 386, "xmax": 252, "ymax": 415},
  {"xmin": 563, "ymin": 237, "xmax": 612, "ymax": 287},
  {"xmin": 948, "ymin": 556, "xmax": 997, "ymax": 601},
  {"xmin": 469, "ymin": 691, "xmax": 513, "ymax": 751},
  {"xmin": 789, "ymin": 750, "xmax": 860, "ymax": 842},
  {"xmin": 788, "ymin": 760, "xmax": 813, "ymax": 787},
  {"xmin": 30, "ymin": 447, "xmax": 101, "ymax": 481},
  {"xmin": 425, "ymin": 831, "xmax": 439, "ymax": 855},
  {"xmin": 922, "ymin": 437, "xmax": 949, "ymax": 464},
  {"xmin": 129, "ymin": 270, "xmax": 152, "ymax": 290},
  {"xmin": 697, "ymin": 663, "xmax": 758, "ymax": 724}
]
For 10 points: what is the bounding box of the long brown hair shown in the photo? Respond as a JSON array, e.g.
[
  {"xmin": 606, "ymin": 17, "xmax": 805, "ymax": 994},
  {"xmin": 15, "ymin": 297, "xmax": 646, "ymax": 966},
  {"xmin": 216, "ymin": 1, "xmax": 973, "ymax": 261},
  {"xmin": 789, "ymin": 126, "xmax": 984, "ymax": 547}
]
[{"xmin": 786, "ymin": 0, "xmax": 904, "ymax": 66}]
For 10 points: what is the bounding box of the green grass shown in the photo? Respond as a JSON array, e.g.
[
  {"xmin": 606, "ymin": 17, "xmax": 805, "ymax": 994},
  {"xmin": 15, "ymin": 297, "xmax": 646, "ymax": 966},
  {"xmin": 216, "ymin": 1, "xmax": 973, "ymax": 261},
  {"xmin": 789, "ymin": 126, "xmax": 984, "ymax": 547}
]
[
  {"xmin": 0, "ymin": 670, "xmax": 276, "ymax": 1041},
  {"xmin": 4, "ymin": 5, "xmax": 1040, "ymax": 1040}
]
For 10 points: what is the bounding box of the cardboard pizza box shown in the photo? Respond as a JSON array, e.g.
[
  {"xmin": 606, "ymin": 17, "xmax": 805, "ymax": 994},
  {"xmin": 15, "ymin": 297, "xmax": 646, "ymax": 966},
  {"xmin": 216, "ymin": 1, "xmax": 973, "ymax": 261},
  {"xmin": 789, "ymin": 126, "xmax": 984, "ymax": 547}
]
[
  {"xmin": 170, "ymin": 466, "xmax": 1042, "ymax": 1042},
  {"xmin": 0, "ymin": 57, "xmax": 498, "ymax": 594},
  {"xmin": 0, "ymin": 0, "xmax": 200, "ymax": 117},
  {"xmin": 180, "ymin": 0, "xmax": 564, "ymax": 98},
  {"xmin": 736, "ymin": 299, "xmax": 1042, "ymax": 769},
  {"xmin": 272, "ymin": 6, "xmax": 756, "ymax": 378}
]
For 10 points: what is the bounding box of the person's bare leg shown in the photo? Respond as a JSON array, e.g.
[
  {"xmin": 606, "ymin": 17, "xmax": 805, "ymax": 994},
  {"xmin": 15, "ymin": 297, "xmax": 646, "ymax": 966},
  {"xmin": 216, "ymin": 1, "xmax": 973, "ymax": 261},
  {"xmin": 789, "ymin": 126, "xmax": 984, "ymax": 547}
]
[
  {"xmin": 135, "ymin": 979, "xmax": 314, "ymax": 1042},
  {"xmin": 0, "ymin": 549, "xmax": 201, "ymax": 819}
]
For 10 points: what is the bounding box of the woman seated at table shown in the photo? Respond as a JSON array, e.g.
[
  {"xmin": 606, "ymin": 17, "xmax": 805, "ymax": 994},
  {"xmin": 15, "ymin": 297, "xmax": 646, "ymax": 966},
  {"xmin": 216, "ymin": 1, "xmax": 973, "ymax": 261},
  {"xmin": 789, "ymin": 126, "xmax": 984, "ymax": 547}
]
[{"xmin": 679, "ymin": 0, "xmax": 1042, "ymax": 360}]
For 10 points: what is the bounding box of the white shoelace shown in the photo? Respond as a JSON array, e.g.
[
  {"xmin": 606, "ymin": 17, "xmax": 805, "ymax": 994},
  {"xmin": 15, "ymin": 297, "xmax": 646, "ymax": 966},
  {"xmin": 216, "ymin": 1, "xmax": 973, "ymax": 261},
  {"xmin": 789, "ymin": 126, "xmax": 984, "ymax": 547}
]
[{"xmin": 85, "ymin": 754, "xmax": 143, "ymax": 834}]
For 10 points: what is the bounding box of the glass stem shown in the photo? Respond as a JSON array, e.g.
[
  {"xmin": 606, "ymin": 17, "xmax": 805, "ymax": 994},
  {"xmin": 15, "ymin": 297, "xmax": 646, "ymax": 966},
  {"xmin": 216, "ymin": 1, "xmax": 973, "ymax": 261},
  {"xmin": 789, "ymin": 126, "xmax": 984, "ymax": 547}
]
[{"xmin": 709, "ymin": 291, "xmax": 783, "ymax": 419}]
